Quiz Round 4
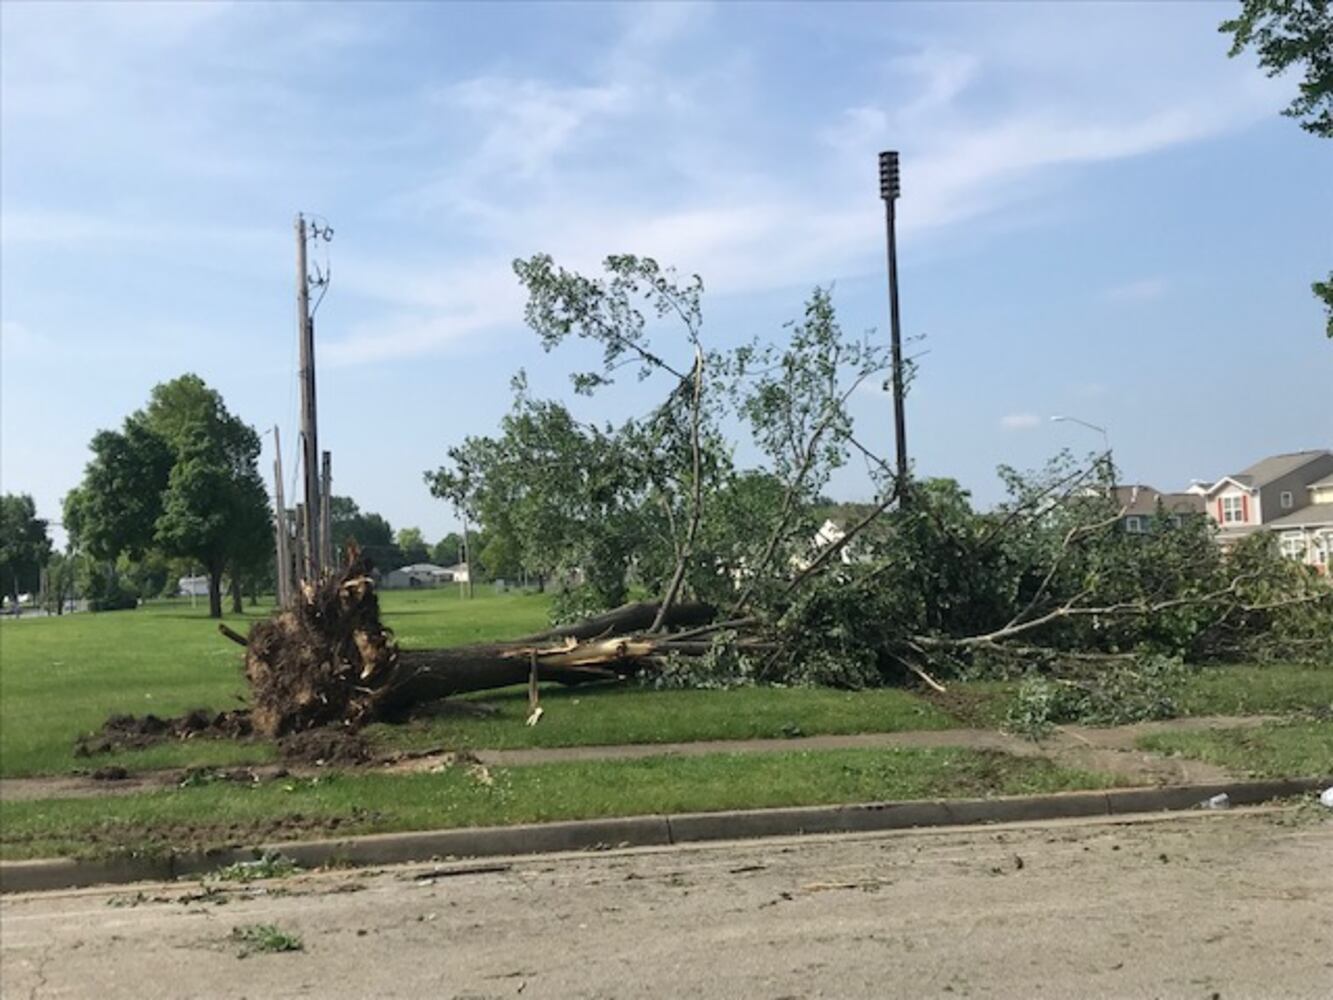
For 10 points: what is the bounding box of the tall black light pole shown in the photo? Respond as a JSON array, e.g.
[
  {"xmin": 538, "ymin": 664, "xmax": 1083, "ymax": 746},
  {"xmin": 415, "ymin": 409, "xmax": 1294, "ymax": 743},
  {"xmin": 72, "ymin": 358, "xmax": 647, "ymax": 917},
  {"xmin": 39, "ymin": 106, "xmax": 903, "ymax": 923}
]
[{"xmin": 879, "ymin": 151, "xmax": 908, "ymax": 490}]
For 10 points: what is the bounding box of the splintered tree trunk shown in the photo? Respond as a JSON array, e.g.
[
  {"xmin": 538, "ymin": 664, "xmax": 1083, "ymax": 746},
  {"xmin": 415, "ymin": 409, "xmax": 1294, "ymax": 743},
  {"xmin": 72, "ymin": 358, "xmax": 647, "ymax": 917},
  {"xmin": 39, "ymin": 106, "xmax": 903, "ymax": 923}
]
[{"xmin": 237, "ymin": 556, "xmax": 717, "ymax": 738}]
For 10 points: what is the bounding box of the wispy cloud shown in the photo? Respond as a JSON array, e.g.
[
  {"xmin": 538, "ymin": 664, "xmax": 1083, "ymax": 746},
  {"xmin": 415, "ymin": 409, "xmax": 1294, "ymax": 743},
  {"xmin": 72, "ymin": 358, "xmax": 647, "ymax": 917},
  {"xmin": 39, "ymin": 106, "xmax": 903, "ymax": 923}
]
[
  {"xmin": 1, "ymin": 1, "xmax": 1290, "ymax": 370},
  {"xmin": 326, "ymin": 8, "xmax": 1279, "ymax": 362},
  {"xmin": 1000, "ymin": 413, "xmax": 1041, "ymax": 431},
  {"xmin": 1102, "ymin": 277, "xmax": 1169, "ymax": 303}
]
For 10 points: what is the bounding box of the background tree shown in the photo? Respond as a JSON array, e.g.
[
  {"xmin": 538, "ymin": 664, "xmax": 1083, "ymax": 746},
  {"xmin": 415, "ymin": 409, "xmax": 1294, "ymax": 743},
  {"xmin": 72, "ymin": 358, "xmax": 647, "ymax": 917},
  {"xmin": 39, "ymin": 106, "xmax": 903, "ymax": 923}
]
[
  {"xmin": 43, "ymin": 550, "xmax": 78, "ymax": 614},
  {"xmin": 329, "ymin": 496, "xmax": 401, "ymax": 569},
  {"xmin": 0, "ymin": 494, "xmax": 52, "ymax": 609},
  {"xmin": 1222, "ymin": 0, "xmax": 1333, "ymax": 335},
  {"xmin": 65, "ymin": 374, "xmax": 271, "ymax": 618},
  {"xmin": 431, "ymin": 532, "xmax": 463, "ymax": 567},
  {"xmin": 62, "ymin": 420, "xmax": 173, "ymax": 564},
  {"xmin": 396, "ymin": 527, "xmax": 430, "ymax": 565}
]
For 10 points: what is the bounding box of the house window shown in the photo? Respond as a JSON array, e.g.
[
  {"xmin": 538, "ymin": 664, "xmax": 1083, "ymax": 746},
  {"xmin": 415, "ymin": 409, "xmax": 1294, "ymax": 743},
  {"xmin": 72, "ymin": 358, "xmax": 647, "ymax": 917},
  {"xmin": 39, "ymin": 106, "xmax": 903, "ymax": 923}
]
[
  {"xmin": 1221, "ymin": 495, "xmax": 1246, "ymax": 524},
  {"xmin": 1280, "ymin": 491, "xmax": 1294, "ymax": 510},
  {"xmin": 1279, "ymin": 533, "xmax": 1306, "ymax": 561},
  {"xmin": 1313, "ymin": 533, "xmax": 1332, "ymax": 567},
  {"xmin": 1124, "ymin": 516, "xmax": 1145, "ymax": 534}
]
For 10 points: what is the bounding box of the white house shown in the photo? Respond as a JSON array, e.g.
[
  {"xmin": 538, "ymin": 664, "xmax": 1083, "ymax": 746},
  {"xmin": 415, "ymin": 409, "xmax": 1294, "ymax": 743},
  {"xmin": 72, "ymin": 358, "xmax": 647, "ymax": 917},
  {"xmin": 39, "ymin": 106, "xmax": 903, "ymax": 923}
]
[
  {"xmin": 177, "ymin": 575, "xmax": 211, "ymax": 597},
  {"xmin": 1268, "ymin": 473, "xmax": 1333, "ymax": 574},
  {"xmin": 380, "ymin": 562, "xmax": 469, "ymax": 589}
]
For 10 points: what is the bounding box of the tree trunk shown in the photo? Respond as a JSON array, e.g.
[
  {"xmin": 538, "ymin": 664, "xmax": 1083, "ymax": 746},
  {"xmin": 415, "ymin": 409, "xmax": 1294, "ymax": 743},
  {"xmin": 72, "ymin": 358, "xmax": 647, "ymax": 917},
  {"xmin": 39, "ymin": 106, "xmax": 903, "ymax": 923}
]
[
  {"xmin": 208, "ymin": 564, "xmax": 224, "ymax": 619},
  {"xmin": 238, "ymin": 556, "xmax": 720, "ymax": 737},
  {"xmin": 230, "ymin": 565, "xmax": 243, "ymax": 615}
]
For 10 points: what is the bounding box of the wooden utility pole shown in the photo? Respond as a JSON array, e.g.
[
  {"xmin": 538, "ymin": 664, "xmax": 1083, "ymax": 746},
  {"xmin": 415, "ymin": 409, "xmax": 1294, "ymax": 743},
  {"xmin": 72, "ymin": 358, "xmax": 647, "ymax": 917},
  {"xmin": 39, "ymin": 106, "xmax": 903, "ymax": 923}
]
[
  {"xmin": 296, "ymin": 214, "xmax": 321, "ymax": 583},
  {"xmin": 320, "ymin": 450, "xmax": 334, "ymax": 571},
  {"xmin": 272, "ymin": 425, "xmax": 292, "ymax": 607},
  {"xmin": 293, "ymin": 504, "xmax": 307, "ymax": 593}
]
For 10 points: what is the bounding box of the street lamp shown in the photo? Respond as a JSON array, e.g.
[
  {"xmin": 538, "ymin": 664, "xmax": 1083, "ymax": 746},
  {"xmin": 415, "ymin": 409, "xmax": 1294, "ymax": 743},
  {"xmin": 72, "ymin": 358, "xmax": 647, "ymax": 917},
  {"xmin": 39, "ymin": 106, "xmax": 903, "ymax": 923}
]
[
  {"xmin": 879, "ymin": 150, "xmax": 908, "ymax": 489},
  {"xmin": 1050, "ymin": 414, "xmax": 1110, "ymax": 455}
]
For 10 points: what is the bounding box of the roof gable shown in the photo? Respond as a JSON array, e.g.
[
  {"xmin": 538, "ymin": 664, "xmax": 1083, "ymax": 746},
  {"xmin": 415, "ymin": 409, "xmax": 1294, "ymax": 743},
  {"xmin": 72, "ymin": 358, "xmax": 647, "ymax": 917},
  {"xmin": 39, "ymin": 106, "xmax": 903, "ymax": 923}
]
[{"xmin": 1226, "ymin": 450, "xmax": 1332, "ymax": 490}]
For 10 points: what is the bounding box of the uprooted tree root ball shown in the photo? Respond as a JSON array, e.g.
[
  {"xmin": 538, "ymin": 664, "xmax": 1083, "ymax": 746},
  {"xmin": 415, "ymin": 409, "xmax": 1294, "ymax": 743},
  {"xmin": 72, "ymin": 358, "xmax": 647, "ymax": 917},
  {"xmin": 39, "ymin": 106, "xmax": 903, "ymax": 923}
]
[
  {"xmin": 235, "ymin": 555, "xmax": 722, "ymax": 739},
  {"xmin": 243, "ymin": 559, "xmax": 399, "ymax": 737}
]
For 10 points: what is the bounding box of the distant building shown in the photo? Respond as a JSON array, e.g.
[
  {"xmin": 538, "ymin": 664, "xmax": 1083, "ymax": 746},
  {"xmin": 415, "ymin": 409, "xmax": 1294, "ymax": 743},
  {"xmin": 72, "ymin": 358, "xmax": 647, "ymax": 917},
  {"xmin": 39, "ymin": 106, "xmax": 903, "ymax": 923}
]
[
  {"xmin": 1267, "ymin": 473, "xmax": 1333, "ymax": 573},
  {"xmin": 1202, "ymin": 449, "xmax": 1333, "ymax": 548},
  {"xmin": 1109, "ymin": 485, "xmax": 1205, "ymax": 535},
  {"xmin": 380, "ymin": 562, "xmax": 469, "ymax": 589},
  {"xmin": 177, "ymin": 575, "xmax": 211, "ymax": 597}
]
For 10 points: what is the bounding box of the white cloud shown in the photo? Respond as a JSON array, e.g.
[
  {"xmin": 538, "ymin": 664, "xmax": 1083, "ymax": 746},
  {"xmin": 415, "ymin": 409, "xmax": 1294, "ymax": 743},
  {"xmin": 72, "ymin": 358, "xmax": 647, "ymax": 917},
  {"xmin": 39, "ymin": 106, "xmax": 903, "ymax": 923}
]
[
  {"xmin": 1000, "ymin": 413, "xmax": 1041, "ymax": 431},
  {"xmin": 1102, "ymin": 278, "xmax": 1169, "ymax": 303},
  {"xmin": 1, "ymin": 2, "xmax": 1290, "ymax": 367},
  {"xmin": 341, "ymin": 5, "xmax": 1284, "ymax": 364}
]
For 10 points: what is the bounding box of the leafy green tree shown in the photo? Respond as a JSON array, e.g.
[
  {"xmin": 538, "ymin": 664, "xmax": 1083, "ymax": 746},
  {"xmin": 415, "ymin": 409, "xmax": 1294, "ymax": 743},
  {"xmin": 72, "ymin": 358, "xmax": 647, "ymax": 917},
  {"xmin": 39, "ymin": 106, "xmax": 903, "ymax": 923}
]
[
  {"xmin": 0, "ymin": 494, "xmax": 52, "ymax": 608},
  {"xmin": 396, "ymin": 527, "xmax": 430, "ymax": 565},
  {"xmin": 329, "ymin": 495, "xmax": 401, "ymax": 570},
  {"xmin": 478, "ymin": 530, "xmax": 521, "ymax": 581},
  {"xmin": 1222, "ymin": 0, "xmax": 1333, "ymax": 137},
  {"xmin": 63, "ymin": 421, "xmax": 173, "ymax": 562},
  {"xmin": 154, "ymin": 421, "xmax": 267, "ymax": 618},
  {"xmin": 43, "ymin": 550, "xmax": 78, "ymax": 614},
  {"xmin": 1222, "ymin": 0, "xmax": 1333, "ymax": 335},
  {"xmin": 67, "ymin": 374, "xmax": 271, "ymax": 618},
  {"xmin": 431, "ymin": 532, "xmax": 463, "ymax": 567},
  {"xmin": 429, "ymin": 255, "xmax": 890, "ymax": 616},
  {"xmin": 428, "ymin": 381, "xmax": 650, "ymax": 607}
]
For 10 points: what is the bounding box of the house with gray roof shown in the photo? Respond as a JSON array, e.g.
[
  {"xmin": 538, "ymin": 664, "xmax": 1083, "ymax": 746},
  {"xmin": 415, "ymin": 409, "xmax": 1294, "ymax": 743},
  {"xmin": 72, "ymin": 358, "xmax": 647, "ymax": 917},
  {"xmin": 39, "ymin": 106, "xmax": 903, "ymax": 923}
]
[
  {"xmin": 1203, "ymin": 449, "xmax": 1333, "ymax": 557},
  {"xmin": 1109, "ymin": 485, "xmax": 1205, "ymax": 535},
  {"xmin": 1267, "ymin": 473, "xmax": 1333, "ymax": 572}
]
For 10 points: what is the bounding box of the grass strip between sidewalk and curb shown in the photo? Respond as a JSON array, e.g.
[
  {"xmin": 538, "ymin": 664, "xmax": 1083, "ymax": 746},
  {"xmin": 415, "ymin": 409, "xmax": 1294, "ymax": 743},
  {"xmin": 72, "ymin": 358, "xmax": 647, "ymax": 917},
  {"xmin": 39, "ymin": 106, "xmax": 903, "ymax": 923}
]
[
  {"xmin": 0, "ymin": 746, "xmax": 1114, "ymax": 862},
  {"xmin": 1138, "ymin": 720, "xmax": 1333, "ymax": 779}
]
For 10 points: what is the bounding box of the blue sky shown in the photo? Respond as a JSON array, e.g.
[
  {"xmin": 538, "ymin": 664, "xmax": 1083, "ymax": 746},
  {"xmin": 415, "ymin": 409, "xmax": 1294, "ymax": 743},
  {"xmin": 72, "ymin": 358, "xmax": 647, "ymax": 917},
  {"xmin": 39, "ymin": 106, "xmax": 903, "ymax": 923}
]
[{"xmin": 3, "ymin": 1, "xmax": 1330, "ymax": 547}]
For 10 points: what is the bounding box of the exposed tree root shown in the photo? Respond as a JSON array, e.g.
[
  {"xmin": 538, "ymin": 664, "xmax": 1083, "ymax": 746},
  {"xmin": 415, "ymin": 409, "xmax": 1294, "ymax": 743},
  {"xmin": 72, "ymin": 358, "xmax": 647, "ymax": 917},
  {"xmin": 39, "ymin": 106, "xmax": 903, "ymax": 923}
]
[{"xmin": 239, "ymin": 556, "xmax": 720, "ymax": 738}]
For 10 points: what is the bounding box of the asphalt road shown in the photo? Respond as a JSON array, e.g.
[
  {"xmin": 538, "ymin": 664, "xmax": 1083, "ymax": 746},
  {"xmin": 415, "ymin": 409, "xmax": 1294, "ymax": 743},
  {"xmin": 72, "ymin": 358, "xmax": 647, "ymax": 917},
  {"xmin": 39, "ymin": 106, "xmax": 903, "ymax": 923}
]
[{"xmin": 2, "ymin": 809, "xmax": 1330, "ymax": 999}]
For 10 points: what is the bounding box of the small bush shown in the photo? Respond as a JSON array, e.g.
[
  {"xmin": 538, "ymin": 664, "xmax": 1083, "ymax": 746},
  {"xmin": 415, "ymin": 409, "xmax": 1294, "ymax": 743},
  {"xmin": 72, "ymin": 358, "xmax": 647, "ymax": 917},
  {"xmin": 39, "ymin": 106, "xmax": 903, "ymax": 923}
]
[{"xmin": 1004, "ymin": 655, "xmax": 1194, "ymax": 738}]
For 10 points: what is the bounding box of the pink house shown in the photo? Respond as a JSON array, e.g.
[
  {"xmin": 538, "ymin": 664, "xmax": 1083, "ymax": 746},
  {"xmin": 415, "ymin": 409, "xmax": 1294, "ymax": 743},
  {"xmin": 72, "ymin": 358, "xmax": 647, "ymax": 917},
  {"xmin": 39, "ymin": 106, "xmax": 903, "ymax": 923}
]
[{"xmin": 1201, "ymin": 450, "xmax": 1333, "ymax": 557}]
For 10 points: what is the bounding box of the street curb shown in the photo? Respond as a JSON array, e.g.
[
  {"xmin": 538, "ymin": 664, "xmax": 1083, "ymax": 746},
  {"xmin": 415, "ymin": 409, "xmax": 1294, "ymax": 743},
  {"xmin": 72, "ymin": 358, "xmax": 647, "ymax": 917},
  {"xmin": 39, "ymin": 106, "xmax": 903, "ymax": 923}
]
[{"xmin": 3, "ymin": 776, "xmax": 1326, "ymax": 894}]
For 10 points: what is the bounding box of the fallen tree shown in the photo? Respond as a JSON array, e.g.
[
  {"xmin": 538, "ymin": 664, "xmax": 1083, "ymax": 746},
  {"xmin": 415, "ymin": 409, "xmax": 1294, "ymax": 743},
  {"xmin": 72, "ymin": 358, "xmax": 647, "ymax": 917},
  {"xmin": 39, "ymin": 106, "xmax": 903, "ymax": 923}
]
[
  {"xmin": 217, "ymin": 254, "xmax": 1331, "ymax": 742},
  {"xmin": 231, "ymin": 559, "xmax": 729, "ymax": 737}
]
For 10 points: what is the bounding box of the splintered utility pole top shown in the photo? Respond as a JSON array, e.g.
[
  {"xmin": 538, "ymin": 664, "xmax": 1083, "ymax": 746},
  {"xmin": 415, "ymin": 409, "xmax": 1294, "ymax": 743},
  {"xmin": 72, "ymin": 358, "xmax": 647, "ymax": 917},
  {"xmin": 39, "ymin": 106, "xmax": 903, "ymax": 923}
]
[
  {"xmin": 295, "ymin": 213, "xmax": 333, "ymax": 585},
  {"xmin": 296, "ymin": 213, "xmax": 320, "ymax": 583}
]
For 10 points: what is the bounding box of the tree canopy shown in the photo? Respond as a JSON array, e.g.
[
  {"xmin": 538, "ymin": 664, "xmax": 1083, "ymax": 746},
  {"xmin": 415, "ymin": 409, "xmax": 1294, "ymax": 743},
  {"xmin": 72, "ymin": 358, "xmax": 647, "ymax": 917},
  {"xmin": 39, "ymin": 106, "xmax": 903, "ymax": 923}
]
[
  {"xmin": 65, "ymin": 374, "xmax": 271, "ymax": 617},
  {"xmin": 1221, "ymin": 0, "xmax": 1333, "ymax": 335},
  {"xmin": 0, "ymin": 494, "xmax": 52, "ymax": 605}
]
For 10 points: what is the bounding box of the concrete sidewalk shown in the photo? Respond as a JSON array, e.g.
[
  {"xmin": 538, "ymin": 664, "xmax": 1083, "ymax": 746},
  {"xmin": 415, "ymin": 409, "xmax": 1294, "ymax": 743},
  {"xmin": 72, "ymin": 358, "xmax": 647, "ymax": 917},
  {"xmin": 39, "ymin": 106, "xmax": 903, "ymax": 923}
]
[{"xmin": 0, "ymin": 715, "xmax": 1277, "ymax": 803}]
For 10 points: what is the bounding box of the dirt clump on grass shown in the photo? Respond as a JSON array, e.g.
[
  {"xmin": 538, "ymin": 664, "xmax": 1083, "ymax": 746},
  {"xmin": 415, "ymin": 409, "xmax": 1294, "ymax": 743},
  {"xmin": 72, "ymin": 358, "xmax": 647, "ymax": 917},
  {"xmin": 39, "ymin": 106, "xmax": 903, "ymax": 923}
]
[
  {"xmin": 277, "ymin": 727, "xmax": 374, "ymax": 767},
  {"xmin": 74, "ymin": 709, "xmax": 255, "ymax": 757}
]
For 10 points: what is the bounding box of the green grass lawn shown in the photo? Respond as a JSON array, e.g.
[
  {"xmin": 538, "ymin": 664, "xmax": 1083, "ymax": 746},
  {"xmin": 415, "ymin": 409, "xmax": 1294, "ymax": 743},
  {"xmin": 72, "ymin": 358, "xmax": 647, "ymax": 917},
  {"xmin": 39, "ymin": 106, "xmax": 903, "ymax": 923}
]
[
  {"xmin": 0, "ymin": 588, "xmax": 549, "ymax": 777},
  {"xmin": 368, "ymin": 683, "xmax": 952, "ymax": 754},
  {"xmin": 0, "ymin": 746, "xmax": 1115, "ymax": 860},
  {"xmin": 5, "ymin": 589, "xmax": 1329, "ymax": 779},
  {"xmin": 941, "ymin": 663, "xmax": 1333, "ymax": 731},
  {"xmin": 1175, "ymin": 664, "xmax": 1333, "ymax": 716},
  {"xmin": 1138, "ymin": 720, "xmax": 1333, "ymax": 779}
]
